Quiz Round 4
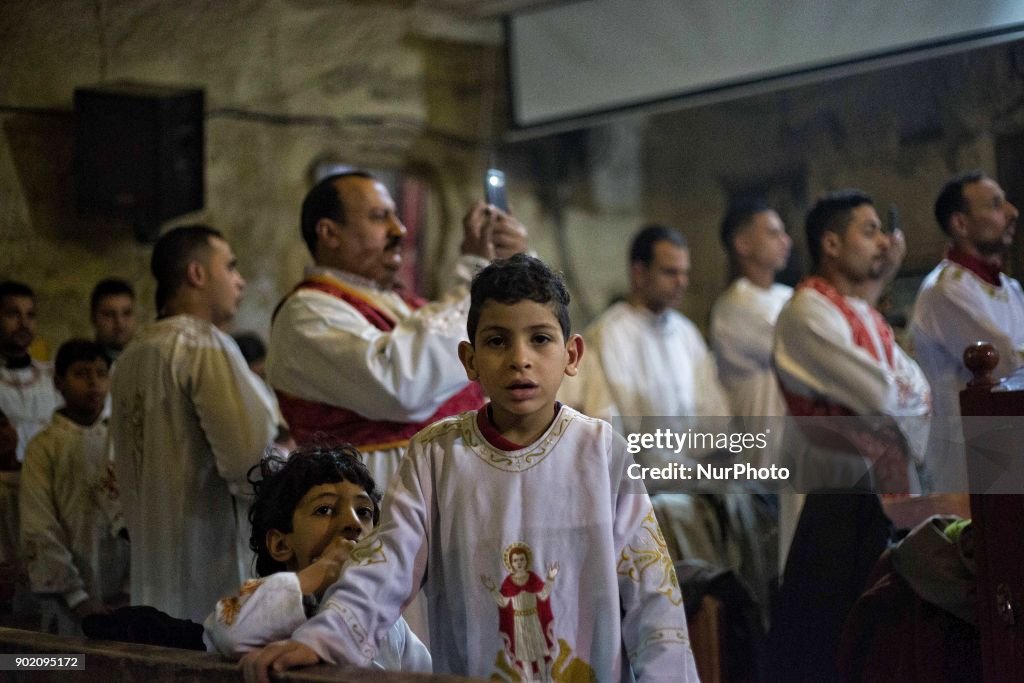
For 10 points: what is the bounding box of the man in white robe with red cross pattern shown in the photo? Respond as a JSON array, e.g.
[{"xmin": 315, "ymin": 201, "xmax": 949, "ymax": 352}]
[{"xmin": 773, "ymin": 190, "xmax": 932, "ymax": 565}]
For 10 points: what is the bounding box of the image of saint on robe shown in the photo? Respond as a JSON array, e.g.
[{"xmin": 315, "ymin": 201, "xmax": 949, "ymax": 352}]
[{"xmin": 481, "ymin": 542, "xmax": 559, "ymax": 680}]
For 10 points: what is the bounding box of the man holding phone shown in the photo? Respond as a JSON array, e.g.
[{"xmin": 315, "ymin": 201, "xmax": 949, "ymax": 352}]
[{"xmin": 266, "ymin": 170, "xmax": 527, "ymax": 489}]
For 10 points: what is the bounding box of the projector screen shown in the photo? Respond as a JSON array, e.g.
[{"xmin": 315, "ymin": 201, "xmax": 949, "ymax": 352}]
[{"xmin": 508, "ymin": 0, "xmax": 1024, "ymax": 134}]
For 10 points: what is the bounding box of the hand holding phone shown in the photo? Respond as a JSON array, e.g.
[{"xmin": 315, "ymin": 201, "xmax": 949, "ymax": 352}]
[{"xmin": 461, "ymin": 169, "xmax": 527, "ymax": 260}]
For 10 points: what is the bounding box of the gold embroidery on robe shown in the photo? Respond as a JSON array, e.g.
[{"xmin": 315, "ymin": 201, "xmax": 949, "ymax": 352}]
[
  {"xmin": 217, "ymin": 579, "xmax": 264, "ymax": 625},
  {"xmin": 491, "ymin": 639, "xmax": 596, "ymax": 682},
  {"xmin": 616, "ymin": 509, "xmax": 682, "ymax": 606},
  {"xmin": 467, "ymin": 412, "xmax": 573, "ymax": 473},
  {"xmin": 97, "ymin": 462, "xmax": 120, "ymax": 501},
  {"xmin": 219, "ymin": 596, "xmax": 241, "ymax": 626},
  {"xmin": 628, "ymin": 628, "xmax": 692, "ymax": 662},
  {"xmin": 349, "ymin": 536, "xmax": 386, "ymax": 565}
]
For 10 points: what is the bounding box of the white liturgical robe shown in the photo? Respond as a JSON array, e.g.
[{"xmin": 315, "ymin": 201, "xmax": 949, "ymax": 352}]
[
  {"xmin": 110, "ymin": 315, "xmax": 277, "ymax": 622},
  {"xmin": 0, "ymin": 361, "xmax": 61, "ymax": 463},
  {"xmin": 774, "ymin": 282, "xmax": 932, "ymax": 563},
  {"xmin": 266, "ymin": 258, "xmax": 485, "ymax": 489},
  {"xmin": 711, "ymin": 278, "xmax": 793, "ymax": 466},
  {"xmin": 560, "ymin": 302, "xmax": 731, "ymax": 457},
  {"xmin": 775, "ymin": 287, "xmax": 931, "ymax": 436},
  {"xmin": 203, "ymin": 572, "xmax": 431, "ymax": 672},
  {"xmin": 19, "ymin": 412, "xmax": 129, "ymax": 631},
  {"xmin": 292, "ymin": 407, "xmax": 697, "ymax": 682},
  {"xmin": 0, "ymin": 360, "xmax": 62, "ymax": 577},
  {"xmin": 910, "ymin": 256, "xmax": 1024, "ymax": 491}
]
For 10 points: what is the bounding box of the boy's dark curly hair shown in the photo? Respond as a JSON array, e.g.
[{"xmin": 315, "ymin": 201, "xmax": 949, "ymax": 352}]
[{"xmin": 247, "ymin": 443, "xmax": 381, "ymax": 577}]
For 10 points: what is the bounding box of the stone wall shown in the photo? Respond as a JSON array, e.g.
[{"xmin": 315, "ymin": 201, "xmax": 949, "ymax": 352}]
[{"xmin": 1, "ymin": 0, "xmax": 505, "ymax": 350}]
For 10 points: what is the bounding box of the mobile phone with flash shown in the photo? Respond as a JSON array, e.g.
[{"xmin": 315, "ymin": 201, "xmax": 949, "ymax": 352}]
[{"xmin": 484, "ymin": 169, "xmax": 509, "ymax": 212}]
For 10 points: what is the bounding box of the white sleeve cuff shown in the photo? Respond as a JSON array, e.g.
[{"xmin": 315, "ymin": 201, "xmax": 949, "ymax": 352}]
[{"xmin": 63, "ymin": 589, "xmax": 90, "ymax": 610}]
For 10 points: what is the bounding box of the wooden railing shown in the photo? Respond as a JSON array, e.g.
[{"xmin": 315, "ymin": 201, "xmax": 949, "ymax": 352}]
[{"xmin": 0, "ymin": 626, "xmax": 477, "ymax": 682}]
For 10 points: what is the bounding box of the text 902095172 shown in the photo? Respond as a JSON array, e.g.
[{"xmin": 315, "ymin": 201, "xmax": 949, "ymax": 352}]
[{"xmin": 1, "ymin": 655, "xmax": 85, "ymax": 670}]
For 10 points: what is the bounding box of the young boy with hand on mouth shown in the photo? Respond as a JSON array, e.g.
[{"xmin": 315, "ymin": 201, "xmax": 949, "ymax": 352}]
[{"xmin": 204, "ymin": 444, "xmax": 430, "ymax": 673}]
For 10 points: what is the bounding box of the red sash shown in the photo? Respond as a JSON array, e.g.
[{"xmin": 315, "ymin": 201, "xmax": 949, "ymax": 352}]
[
  {"xmin": 781, "ymin": 277, "xmax": 909, "ymax": 493},
  {"xmin": 272, "ymin": 275, "xmax": 484, "ymax": 451},
  {"xmin": 781, "ymin": 277, "xmax": 895, "ymax": 418}
]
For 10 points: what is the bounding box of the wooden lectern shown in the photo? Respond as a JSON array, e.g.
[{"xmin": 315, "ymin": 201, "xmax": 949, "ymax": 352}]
[{"xmin": 960, "ymin": 341, "xmax": 1024, "ymax": 682}]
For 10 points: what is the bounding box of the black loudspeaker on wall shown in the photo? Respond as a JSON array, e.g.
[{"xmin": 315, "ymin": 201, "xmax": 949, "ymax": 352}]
[{"xmin": 75, "ymin": 82, "xmax": 204, "ymax": 243}]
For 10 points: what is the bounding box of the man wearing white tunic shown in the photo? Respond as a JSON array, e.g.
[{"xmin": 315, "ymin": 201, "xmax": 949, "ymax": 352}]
[
  {"xmin": 266, "ymin": 171, "xmax": 527, "ymax": 488},
  {"xmin": 0, "ymin": 281, "xmax": 62, "ymax": 605},
  {"xmin": 909, "ymin": 171, "xmax": 1021, "ymax": 492},
  {"xmin": 110, "ymin": 226, "xmax": 277, "ymax": 622},
  {"xmin": 19, "ymin": 340, "xmax": 128, "ymax": 635},
  {"xmin": 709, "ymin": 200, "xmax": 794, "ymax": 609},
  {"xmin": 560, "ymin": 226, "xmax": 739, "ymax": 579},
  {"xmin": 773, "ymin": 190, "xmax": 931, "ymax": 563},
  {"xmin": 241, "ymin": 254, "xmax": 696, "ymax": 682},
  {"xmin": 560, "ymin": 225, "xmax": 731, "ymax": 438},
  {"xmin": 0, "ymin": 281, "xmax": 62, "ymax": 465},
  {"xmin": 711, "ymin": 199, "xmax": 793, "ymax": 467}
]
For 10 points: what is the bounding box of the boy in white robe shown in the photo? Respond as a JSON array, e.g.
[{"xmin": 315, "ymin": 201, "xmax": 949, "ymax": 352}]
[
  {"xmin": 242, "ymin": 254, "xmax": 697, "ymax": 682},
  {"xmin": 204, "ymin": 445, "xmax": 429, "ymax": 672},
  {"xmin": 19, "ymin": 340, "xmax": 128, "ymax": 635}
]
